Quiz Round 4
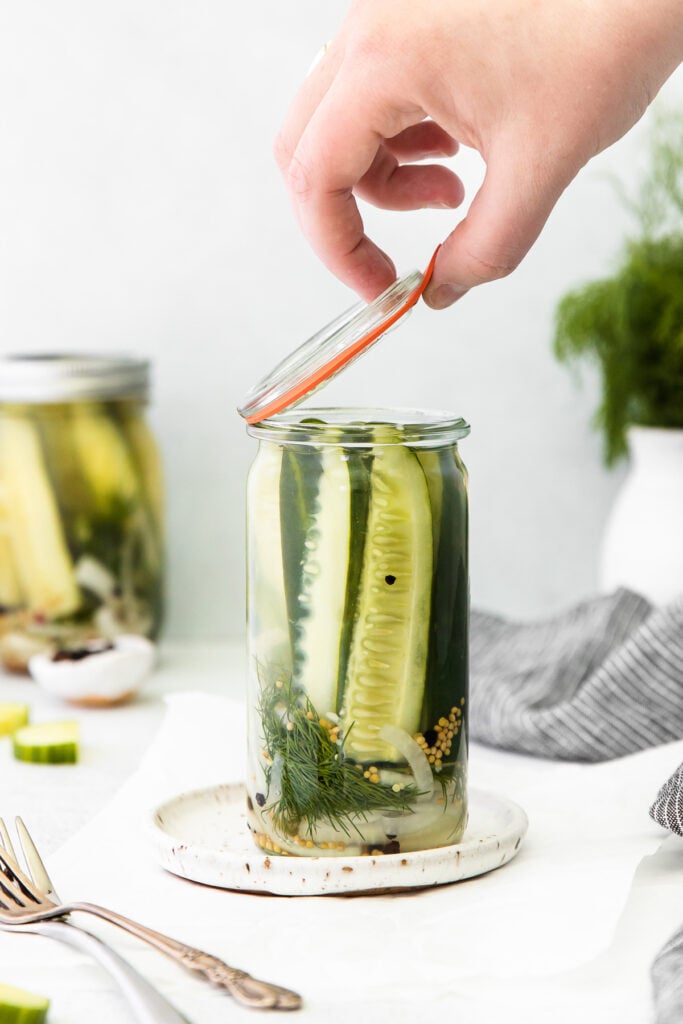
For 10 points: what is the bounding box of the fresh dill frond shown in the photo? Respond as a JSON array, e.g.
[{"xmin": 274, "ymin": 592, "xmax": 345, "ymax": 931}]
[
  {"xmin": 258, "ymin": 675, "xmax": 424, "ymax": 837},
  {"xmin": 553, "ymin": 107, "xmax": 683, "ymax": 465}
]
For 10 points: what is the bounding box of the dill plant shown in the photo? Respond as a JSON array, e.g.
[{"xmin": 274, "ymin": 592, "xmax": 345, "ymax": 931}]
[{"xmin": 553, "ymin": 108, "xmax": 683, "ymax": 465}]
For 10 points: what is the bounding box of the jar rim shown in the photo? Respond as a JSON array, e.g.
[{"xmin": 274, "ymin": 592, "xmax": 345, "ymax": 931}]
[
  {"xmin": 0, "ymin": 353, "xmax": 150, "ymax": 403},
  {"xmin": 247, "ymin": 406, "xmax": 470, "ymax": 446}
]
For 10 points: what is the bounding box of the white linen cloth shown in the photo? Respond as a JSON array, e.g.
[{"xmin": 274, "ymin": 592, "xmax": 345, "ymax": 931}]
[{"xmin": 1, "ymin": 692, "xmax": 682, "ymax": 1024}]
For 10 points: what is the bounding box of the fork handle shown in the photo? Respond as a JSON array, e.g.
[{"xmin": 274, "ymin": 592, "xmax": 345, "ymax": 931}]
[
  {"xmin": 32, "ymin": 920, "xmax": 192, "ymax": 1024},
  {"xmin": 66, "ymin": 901, "xmax": 302, "ymax": 1010}
]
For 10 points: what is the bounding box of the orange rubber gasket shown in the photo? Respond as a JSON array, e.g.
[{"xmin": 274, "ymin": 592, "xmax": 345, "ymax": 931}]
[{"xmin": 245, "ymin": 245, "xmax": 441, "ymax": 424}]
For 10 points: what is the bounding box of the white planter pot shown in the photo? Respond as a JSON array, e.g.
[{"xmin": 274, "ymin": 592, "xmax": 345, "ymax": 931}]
[{"xmin": 600, "ymin": 426, "xmax": 683, "ymax": 605}]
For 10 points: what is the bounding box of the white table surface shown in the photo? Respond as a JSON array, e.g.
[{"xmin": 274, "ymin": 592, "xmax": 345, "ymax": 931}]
[
  {"xmin": 0, "ymin": 642, "xmax": 246, "ymax": 852},
  {"xmin": 1, "ymin": 641, "xmax": 683, "ymax": 1023}
]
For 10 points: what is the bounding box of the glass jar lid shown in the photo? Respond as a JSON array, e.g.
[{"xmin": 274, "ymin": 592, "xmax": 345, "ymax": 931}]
[
  {"xmin": 238, "ymin": 249, "xmax": 438, "ymax": 424},
  {"xmin": 0, "ymin": 354, "xmax": 150, "ymax": 403}
]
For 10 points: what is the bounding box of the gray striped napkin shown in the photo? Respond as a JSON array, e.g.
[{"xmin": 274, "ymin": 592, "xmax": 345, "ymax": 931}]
[
  {"xmin": 469, "ymin": 587, "xmax": 683, "ymax": 1023},
  {"xmin": 650, "ymin": 763, "xmax": 683, "ymax": 835},
  {"xmin": 470, "ymin": 589, "xmax": 683, "ymax": 760}
]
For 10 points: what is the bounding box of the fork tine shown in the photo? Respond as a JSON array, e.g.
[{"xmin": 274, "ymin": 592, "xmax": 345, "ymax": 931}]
[
  {"xmin": 0, "ymin": 849, "xmax": 34, "ymax": 907},
  {"xmin": 15, "ymin": 817, "xmax": 58, "ymax": 901},
  {"xmin": 0, "ymin": 819, "xmax": 43, "ymax": 912},
  {"xmin": 0, "ymin": 820, "xmax": 15, "ymax": 909},
  {"xmin": 0, "ymin": 819, "xmax": 18, "ymax": 863}
]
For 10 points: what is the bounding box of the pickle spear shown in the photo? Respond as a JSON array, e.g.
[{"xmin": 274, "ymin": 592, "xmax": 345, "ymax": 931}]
[
  {"xmin": 0, "ymin": 483, "xmax": 21, "ymax": 607},
  {"xmin": 69, "ymin": 402, "xmax": 139, "ymax": 512},
  {"xmin": 341, "ymin": 441, "xmax": 432, "ymax": 761},
  {"xmin": 288, "ymin": 443, "xmax": 351, "ymax": 716},
  {"xmin": 0, "ymin": 414, "xmax": 80, "ymax": 616}
]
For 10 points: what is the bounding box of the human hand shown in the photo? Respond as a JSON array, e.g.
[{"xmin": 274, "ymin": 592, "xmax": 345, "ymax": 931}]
[{"xmin": 275, "ymin": 0, "xmax": 683, "ymax": 308}]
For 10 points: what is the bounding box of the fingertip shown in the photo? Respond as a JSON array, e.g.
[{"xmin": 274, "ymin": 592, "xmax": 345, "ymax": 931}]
[
  {"xmin": 425, "ymin": 167, "xmax": 466, "ymax": 210},
  {"xmin": 352, "ymin": 248, "xmax": 397, "ymax": 302},
  {"xmin": 433, "ymin": 174, "xmax": 466, "ymax": 209},
  {"xmin": 422, "ymin": 282, "xmax": 468, "ymax": 310},
  {"xmin": 357, "ymin": 163, "xmax": 465, "ymax": 213},
  {"xmin": 427, "ymin": 145, "xmax": 567, "ymax": 295}
]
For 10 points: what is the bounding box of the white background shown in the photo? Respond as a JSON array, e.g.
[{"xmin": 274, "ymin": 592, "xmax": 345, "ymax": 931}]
[{"xmin": 0, "ymin": 1, "xmax": 680, "ymax": 639}]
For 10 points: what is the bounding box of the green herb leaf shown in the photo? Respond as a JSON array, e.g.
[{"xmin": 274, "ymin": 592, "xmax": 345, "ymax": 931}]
[{"xmin": 552, "ymin": 108, "xmax": 683, "ymax": 465}]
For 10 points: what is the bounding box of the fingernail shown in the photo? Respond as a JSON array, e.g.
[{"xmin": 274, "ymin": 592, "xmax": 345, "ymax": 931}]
[{"xmin": 424, "ymin": 283, "xmax": 467, "ymax": 310}]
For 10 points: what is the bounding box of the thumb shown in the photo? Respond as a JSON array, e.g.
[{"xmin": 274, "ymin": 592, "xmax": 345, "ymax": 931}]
[{"xmin": 423, "ymin": 144, "xmax": 571, "ymax": 309}]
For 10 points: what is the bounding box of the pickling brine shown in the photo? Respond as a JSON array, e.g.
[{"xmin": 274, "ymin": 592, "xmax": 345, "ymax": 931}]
[{"xmin": 245, "ymin": 409, "xmax": 469, "ymax": 857}]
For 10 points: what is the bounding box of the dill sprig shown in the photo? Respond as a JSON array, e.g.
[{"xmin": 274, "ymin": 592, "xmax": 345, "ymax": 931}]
[{"xmin": 258, "ymin": 675, "xmax": 423, "ymax": 837}]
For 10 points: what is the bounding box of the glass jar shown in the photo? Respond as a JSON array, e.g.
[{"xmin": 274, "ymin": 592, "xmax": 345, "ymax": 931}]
[
  {"xmin": 0, "ymin": 354, "xmax": 164, "ymax": 673},
  {"xmin": 245, "ymin": 407, "xmax": 469, "ymax": 857}
]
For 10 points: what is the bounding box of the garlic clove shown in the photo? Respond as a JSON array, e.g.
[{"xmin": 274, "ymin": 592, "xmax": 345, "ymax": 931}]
[{"xmin": 0, "ymin": 628, "xmax": 52, "ymax": 674}]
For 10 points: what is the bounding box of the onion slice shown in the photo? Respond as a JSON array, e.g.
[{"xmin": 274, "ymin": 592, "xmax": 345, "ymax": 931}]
[
  {"xmin": 381, "ymin": 802, "xmax": 444, "ymax": 838},
  {"xmin": 379, "ymin": 724, "xmax": 434, "ymax": 802}
]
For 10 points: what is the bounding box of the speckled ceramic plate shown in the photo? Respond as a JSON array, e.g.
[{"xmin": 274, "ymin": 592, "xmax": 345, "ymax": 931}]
[{"xmin": 149, "ymin": 784, "xmax": 528, "ymax": 896}]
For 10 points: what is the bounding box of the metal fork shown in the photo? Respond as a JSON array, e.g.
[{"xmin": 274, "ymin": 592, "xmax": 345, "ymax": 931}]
[
  {"xmin": 0, "ymin": 818, "xmax": 302, "ymax": 1011},
  {"xmin": 0, "ymin": 818, "xmax": 191, "ymax": 1023}
]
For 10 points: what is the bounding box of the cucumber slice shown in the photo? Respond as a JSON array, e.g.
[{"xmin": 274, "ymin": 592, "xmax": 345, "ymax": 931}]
[
  {"xmin": 0, "ymin": 530, "xmax": 21, "ymax": 607},
  {"xmin": 0, "ymin": 475, "xmax": 22, "ymax": 606},
  {"xmin": 416, "ymin": 449, "xmax": 444, "ymax": 565},
  {"xmin": 13, "ymin": 721, "xmax": 80, "ymax": 764},
  {"xmin": 248, "ymin": 443, "xmax": 291, "ymax": 673},
  {"xmin": 0, "ymin": 983, "xmax": 49, "ymax": 1023},
  {"xmin": 289, "ymin": 445, "xmax": 352, "ymax": 715},
  {"xmin": 0, "ymin": 414, "xmax": 80, "ymax": 617},
  {"xmin": 278, "ymin": 431, "xmax": 376, "ymax": 716},
  {"xmin": 279, "ymin": 444, "xmax": 323, "ymax": 677},
  {"xmin": 36, "ymin": 404, "xmax": 93, "ymax": 539},
  {"xmin": 118, "ymin": 409, "xmax": 165, "ymax": 536},
  {"xmin": 420, "ymin": 446, "xmax": 469, "ymax": 736},
  {"xmin": 0, "ymin": 704, "xmax": 29, "ymax": 737},
  {"xmin": 341, "ymin": 442, "xmax": 432, "ymax": 761},
  {"xmin": 334, "ymin": 445, "xmax": 373, "ymax": 711},
  {"xmin": 278, "ymin": 428, "xmax": 375, "ymax": 718},
  {"xmin": 70, "ymin": 403, "xmax": 139, "ymax": 512}
]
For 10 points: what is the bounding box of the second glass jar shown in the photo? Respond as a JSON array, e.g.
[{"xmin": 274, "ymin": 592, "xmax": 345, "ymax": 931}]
[
  {"xmin": 246, "ymin": 408, "xmax": 470, "ymax": 857},
  {"xmin": 0, "ymin": 355, "xmax": 164, "ymax": 673}
]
